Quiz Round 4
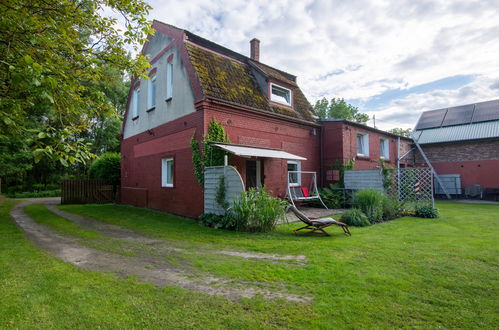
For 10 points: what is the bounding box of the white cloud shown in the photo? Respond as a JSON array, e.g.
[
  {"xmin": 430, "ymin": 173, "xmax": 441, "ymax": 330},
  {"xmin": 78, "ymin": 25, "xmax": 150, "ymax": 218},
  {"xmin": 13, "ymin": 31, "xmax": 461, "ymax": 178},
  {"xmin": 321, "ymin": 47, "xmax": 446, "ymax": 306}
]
[{"xmin": 129, "ymin": 0, "xmax": 499, "ymax": 128}]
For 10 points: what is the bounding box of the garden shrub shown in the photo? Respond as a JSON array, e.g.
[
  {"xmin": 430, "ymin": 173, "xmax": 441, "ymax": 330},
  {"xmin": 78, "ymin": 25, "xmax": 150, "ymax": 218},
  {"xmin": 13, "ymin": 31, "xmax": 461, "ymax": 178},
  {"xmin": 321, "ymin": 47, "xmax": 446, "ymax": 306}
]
[
  {"xmin": 88, "ymin": 152, "xmax": 121, "ymax": 185},
  {"xmin": 311, "ymin": 183, "xmax": 345, "ymax": 209},
  {"xmin": 227, "ymin": 187, "xmax": 288, "ymax": 232},
  {"xmin": 414, "ymin": 205, "xmax": 439, "ymax": 218},
  {"xmin": 354, "ymin": 189, "xmax": 384, "ymax": 223},
  {"xmin": 341, "ymin": 209, "xmax": 370, "ymax": 227},
  {"xmin": 6, "ymin": 189, "xmax": 61, "ymax": 198},
  {"xmin": 32, "ymin": 183, "xmax": 45, "ymax": 191},
  {"xmin": 198, "ymin": 213, "xmax": 233, "ymax": 229},
  {"xmin": 382, "ymin": 196, "xmax": 403, "ymax": 220}
]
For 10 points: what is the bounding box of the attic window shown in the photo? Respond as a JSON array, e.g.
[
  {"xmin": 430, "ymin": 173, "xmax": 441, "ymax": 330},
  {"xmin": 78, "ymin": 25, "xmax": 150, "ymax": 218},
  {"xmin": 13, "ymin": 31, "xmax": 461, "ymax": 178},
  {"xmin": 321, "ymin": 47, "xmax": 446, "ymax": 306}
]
[{"xmin": 270, "ymin": 83, "xmax": 292, "ymax": 106}]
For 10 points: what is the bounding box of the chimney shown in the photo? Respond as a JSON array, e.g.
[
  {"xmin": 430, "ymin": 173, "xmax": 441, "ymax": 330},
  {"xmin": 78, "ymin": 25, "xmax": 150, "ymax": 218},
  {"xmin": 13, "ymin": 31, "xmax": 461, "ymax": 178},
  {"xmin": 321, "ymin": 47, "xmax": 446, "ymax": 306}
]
[{"xmin": 250, "ymin": 38, "xmax": 260, "ymax": 62}]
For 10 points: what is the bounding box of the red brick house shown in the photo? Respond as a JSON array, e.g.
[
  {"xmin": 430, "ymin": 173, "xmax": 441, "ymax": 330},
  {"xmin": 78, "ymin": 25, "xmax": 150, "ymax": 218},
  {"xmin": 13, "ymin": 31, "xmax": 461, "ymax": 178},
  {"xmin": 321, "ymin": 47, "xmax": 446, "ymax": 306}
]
[
  {"xmin": 121, "ymin": 21, "xmax": 320, "ymax": 217},
  {"xmin": 413, "ymin": 100, "xmax": 499, "ymax": 196},
  {"xmin": 321, "ymin": 119, "xmax": 414, "ymax": 185}
]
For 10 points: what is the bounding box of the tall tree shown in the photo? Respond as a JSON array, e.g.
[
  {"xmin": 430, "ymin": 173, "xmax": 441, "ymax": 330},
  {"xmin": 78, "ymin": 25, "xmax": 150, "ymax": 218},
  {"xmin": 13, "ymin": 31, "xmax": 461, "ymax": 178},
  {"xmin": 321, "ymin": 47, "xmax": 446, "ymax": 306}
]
[
  {"xmin": 313, "ymin": 97, "xmax": 369, "ymax": 124},
  {"xmin": 0, "ymin": 0, "xmax": 152, "ymax": 168},
  {"xmin": 387, "ymin": 128, "xmax": 412, "ymax": 137}
]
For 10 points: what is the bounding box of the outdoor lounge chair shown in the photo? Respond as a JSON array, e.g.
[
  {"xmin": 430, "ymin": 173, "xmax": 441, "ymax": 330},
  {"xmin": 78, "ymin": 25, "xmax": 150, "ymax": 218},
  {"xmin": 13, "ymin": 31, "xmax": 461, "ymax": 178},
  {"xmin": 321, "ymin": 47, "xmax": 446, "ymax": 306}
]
[{"xmin": 287, "ymin": 205, "xmax": 351, "ymax": 236}]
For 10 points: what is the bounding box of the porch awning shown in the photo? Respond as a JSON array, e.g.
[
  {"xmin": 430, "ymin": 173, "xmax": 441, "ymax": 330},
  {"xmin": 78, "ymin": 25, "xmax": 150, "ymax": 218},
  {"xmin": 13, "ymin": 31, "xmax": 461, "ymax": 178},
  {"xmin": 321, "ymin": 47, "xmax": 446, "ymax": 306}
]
[{"xmin": 213, "ymin": 143, "xmax": 306, "ymax": 160}]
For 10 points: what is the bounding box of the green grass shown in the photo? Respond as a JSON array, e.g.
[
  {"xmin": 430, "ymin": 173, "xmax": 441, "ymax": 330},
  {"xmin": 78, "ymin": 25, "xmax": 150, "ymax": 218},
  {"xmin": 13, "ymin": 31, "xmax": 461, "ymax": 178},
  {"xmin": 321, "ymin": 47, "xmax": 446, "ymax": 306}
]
[
  {"xmin": 25, "ymin": 204, "xmax": 101, "ymax": 240},
  {"xmin": 0, "ymin": 198, "xmax": 313, "ymax": 329},
  {"xmin": 6, "ymin": 189, "xmax": 61, "ymax": 198},
  {"xmin": 1, "ymin": 197, "xmax": 497, "ymax": 328}
]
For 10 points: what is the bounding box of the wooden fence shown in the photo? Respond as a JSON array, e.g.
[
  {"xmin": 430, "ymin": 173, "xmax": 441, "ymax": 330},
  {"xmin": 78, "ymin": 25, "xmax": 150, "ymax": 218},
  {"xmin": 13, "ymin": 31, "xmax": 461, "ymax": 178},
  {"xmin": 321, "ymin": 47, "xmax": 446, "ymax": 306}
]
[{"xmin": 61, "ymin": 179, "xmax": 119, "ymax": 204}]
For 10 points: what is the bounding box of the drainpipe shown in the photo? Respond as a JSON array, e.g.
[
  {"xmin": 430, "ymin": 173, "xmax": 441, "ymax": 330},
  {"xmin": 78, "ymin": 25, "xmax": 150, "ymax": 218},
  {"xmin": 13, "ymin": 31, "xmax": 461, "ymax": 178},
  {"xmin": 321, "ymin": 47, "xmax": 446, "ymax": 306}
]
[
  {"xmin": 397, "ymin": 137, "xmax": 400, "ymax": 170},
  {"xmin": 320, "ymin": 125, "xmax": 324, "ymax": 187},
  {"xmin": 397, "ymin": 137, "xmax": 400, "ymax": 200}
]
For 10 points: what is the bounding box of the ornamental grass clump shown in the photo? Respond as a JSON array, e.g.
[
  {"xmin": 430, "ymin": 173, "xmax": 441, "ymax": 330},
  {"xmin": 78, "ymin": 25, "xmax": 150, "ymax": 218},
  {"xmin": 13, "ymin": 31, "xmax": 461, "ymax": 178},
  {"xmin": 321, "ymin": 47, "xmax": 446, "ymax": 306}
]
[
  {"xmin": 354, "ymin": 189, "xmax": 384, "ymax": 223},
  {"xmin": 341, "ymin": 209, "xmax": 370, "ymax": 227},
  {"xmin": 382, "ymin": 197, "xmax": 403, "ymax": 220},
  {"xmin": 227, "ymin": 187, "xmax": 288, "ymax": 232}
]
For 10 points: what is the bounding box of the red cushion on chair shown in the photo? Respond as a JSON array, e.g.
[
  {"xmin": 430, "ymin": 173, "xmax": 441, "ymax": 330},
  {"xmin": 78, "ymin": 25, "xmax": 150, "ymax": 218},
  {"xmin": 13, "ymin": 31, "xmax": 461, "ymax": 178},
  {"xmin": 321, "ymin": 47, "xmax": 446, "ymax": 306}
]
[{"xmin": 301, "ymin": 187, "xmax": 310, "ymax": 197}]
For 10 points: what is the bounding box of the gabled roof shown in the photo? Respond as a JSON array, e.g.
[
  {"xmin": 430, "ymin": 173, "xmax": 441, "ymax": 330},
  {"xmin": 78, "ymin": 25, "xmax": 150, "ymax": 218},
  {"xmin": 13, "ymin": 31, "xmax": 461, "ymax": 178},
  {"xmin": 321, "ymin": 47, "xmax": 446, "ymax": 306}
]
[
  {"xmin": 319, "ymin": 118, "xmax": 413, "ymax": 140},
  {"xmin": 153, "ymin": 20, "xmax": 315, "ymax": 122},
  {"xmin": 413, "ymin": 99, "xmax": 499, "ymax": 144}
]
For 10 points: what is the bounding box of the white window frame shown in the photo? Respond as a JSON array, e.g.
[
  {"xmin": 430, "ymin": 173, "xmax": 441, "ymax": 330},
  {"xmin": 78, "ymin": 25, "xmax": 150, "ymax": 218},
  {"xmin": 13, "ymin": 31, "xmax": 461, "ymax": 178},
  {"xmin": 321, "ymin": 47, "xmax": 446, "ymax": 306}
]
[
  {"xmin": 131, "ymin": 87, "xmax": 140, "ymax": 119},
  {"xmin": 287, "ymin": 160, "xmax": 301, "ymax": 187},
  {"xmin": 380, "ymin": 138, "xmax": 389, "ymax": 159},
  {"xmin": 356, "ymin": 133, "xmax": 369, "ymax": 157},
  {"xmin": 270, "ymin": 83, "xmax": 292, "ymax": 106},
  {"xmin": 161, "ymin": 158, "xmax": 174, "ymax": 187},
  {"xmin": 147, "ymin": 74, "xmax": 156, "ymax": 109},
  {"xmin": 166, "ymin": 62, "xmax": 173, "ymax": 100}
]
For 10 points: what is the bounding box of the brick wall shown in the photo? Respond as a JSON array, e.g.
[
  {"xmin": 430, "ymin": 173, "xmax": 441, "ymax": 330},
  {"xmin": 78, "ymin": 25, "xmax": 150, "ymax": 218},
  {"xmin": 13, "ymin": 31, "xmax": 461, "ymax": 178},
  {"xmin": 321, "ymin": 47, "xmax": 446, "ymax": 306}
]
[
  {"xmin": 417, "ymin": 140, "xmax": 499, "ymax": 163},
  {"xmin": 204, "ymin": 101, "xmax": 321, "ymax": 198},
  {"xmin": 121, "ymin": 111, "xmax": 205, "ymax": 218},
  {"xmin": 121, "ymin": 101, "xmax": 321, "ymax": 217},
  {"xmin": 417, "ymin": 139, "xmax": 499, "ymax": 189},
  {"xmin": 322, "ymin": 121, "xmax": 413, "ymax": 184}
]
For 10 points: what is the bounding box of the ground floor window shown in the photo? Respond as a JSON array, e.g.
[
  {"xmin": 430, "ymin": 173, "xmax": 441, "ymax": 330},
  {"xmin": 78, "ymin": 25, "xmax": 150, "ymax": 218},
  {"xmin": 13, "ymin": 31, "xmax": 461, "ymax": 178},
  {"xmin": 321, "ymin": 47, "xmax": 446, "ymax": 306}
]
[
  {"xmin": 357, "ymin": 133, "xmax": 369, "ymax": 157},
  {"xmin": 380, "ymin": 138, "xmax": 389, "ymax": 159},
  {"xmin": 161, "ymin": 158, "xmax": 174, "ymax": 187},
  {"xmin": 287, "ymin": 160, "xmax": 301, "ymax": 186}
]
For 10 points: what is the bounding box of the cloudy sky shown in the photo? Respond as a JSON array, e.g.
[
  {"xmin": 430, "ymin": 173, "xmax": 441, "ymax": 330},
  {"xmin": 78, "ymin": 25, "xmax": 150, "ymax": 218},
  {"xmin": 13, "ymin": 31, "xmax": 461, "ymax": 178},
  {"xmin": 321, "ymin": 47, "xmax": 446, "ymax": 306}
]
[{"xmin": 124, "ymin": 0, "xmax": 499, "ymax": 130}]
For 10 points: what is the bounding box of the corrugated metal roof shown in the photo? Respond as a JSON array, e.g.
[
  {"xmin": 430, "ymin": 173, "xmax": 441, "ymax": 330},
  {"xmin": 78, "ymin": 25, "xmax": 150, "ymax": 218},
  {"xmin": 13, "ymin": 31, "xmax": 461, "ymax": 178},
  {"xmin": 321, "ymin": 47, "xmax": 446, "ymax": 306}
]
[{"xmin": 413, "ymin": 120, "xmax": 499, "ymax": 144}]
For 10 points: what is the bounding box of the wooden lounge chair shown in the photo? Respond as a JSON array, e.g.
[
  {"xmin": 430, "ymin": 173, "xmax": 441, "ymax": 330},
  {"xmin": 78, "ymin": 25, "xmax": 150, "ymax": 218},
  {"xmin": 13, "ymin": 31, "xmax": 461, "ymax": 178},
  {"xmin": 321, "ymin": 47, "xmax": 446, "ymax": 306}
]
[{"xmin": 287, "ymin": 205, "xmax": 351, "ymax": 236}]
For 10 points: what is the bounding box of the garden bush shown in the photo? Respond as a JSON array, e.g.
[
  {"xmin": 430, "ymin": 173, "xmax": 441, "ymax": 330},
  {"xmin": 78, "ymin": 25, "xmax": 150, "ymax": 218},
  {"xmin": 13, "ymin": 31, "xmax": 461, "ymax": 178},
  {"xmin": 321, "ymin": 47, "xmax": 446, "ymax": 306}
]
[
  {"xmin": 414, "ymin": 205, "xmax": 439, "ymax": 218},
  {"xmin": 382, "ymin": 196, "xmax": 403, "ymax": 220},
  {"xmin": 6, "ymin": 189, "xmax": 61, "ymax": 198},
  {"xmin": 312, "ymin": 183, "xmax": 345, "ymax": 209},
  {"xmin": 226, "ymin": 187, "xmax": 288, "ymax": 232},
  {"xmin": 198, "ymin": 213, "xmax": 233, "ymax": 229},
  {"xmin": 341, "ymin": 209, "xmax": 370, "ymax": 227},
  {"xmin": 88, "ymin": 152, "xmax": 121, "ymax": 185},
  {"xmin": 354, "ymin": 189, "xmax": 384, "ymax": 223}
]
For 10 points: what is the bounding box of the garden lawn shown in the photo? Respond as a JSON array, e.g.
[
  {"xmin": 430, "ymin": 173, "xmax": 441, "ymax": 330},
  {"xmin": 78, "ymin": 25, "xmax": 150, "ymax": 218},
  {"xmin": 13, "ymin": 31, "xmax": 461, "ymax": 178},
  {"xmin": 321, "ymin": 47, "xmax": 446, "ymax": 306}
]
[{"xmin": 2, "ymin": 197, "xmax": 498, "ymax": 328}]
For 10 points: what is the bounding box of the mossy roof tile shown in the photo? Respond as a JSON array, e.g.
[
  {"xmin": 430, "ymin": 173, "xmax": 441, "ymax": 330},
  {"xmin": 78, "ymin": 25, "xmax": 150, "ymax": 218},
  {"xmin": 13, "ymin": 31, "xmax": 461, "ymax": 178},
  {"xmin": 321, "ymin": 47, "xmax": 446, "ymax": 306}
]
[{"xmin": 185, "ymin": 42, "xmax": 316, "ymax": 123}]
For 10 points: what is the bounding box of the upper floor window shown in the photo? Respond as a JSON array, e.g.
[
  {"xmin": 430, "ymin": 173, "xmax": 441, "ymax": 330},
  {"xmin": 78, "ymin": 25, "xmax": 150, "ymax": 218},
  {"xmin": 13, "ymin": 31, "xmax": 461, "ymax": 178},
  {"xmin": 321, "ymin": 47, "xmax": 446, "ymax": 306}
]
[
  {"xmin": 380, "ymin": 138, "xmax": 389, "ymax": 159},
  {"xmin": 357, "ymin": 133, "xmax": 369, "ymax": 157},
  {"xmin": 270, "ymin": 83, "xmax": 292, "ymax": 106},
  {"xmin": 166, "ymin": 62, "xmax": 173, "ymax": 100},
  {"xmin": 148, "ymin": 74, "xmax": 156, "ymax": 110},
  {"xmin": 131, "ymin": 87, "xmax": 140, "ymax": 119}
]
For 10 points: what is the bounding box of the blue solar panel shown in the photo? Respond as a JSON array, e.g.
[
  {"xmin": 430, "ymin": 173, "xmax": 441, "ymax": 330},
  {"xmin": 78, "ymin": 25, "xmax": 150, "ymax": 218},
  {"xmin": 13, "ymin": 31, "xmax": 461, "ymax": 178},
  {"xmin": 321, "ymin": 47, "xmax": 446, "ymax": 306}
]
[
  {"xmin": 472, "ymin": 99, "xmax": 499, "ymax": 123},
  {"xmin": 416, "ymin": 99, "xmax": 499, "ymax": 130},
  {"xmin": 442, "ymin": 104, "xmax": 474, "ymax": 126},
  {"xmin": 415, "ymin": 108, "xmax": 447, "ymax": 130}
]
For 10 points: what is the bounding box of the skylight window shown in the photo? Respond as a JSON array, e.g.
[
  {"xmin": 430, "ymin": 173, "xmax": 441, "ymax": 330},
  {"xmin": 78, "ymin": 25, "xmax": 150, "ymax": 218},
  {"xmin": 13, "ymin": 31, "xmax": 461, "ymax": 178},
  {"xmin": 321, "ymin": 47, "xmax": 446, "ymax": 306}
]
[{"xmin": 270, "ymin": 83, "xmax": 292, "ymax": 106}]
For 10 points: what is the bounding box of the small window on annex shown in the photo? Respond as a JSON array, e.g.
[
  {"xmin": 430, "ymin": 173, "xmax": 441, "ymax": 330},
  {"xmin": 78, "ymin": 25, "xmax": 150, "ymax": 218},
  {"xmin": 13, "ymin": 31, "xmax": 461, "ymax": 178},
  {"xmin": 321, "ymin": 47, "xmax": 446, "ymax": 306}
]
[
  {"xmin": 287, "ymin": 160, "xmax": 301, "ymax": 186},
  {"xmin": 356, "ymin": 133, "xmax": 369, "ymax": 157},
  {"xmin": 380, "ymin": 138, "xmax": 389, "ymax": 159},
  {"xmin": 148, "ymin": 74, "xmax": 156, "ymax": 110},
  {"xmin": 161, "ymin": 158, "xmax": 174, "ymax": 187},
  {"xmin": 270, "ymin": 83, "xmax": 292, "ymax": 106}
]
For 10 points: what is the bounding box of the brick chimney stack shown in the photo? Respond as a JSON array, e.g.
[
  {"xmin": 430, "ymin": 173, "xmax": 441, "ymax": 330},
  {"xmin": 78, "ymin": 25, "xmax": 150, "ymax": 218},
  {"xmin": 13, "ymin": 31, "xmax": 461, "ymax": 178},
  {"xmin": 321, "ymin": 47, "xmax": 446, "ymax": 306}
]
[{"xmin": 250, "ymin": 38, "xmax": 260, "ymax": 62}]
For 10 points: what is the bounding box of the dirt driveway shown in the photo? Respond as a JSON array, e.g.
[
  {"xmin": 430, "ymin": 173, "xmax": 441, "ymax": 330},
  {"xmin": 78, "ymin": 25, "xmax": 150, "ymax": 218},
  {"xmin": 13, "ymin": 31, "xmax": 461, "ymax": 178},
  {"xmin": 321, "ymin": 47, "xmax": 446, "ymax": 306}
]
[{"xmin": 10, "ymin": 198, "xmax": 311, "ymax": 303}]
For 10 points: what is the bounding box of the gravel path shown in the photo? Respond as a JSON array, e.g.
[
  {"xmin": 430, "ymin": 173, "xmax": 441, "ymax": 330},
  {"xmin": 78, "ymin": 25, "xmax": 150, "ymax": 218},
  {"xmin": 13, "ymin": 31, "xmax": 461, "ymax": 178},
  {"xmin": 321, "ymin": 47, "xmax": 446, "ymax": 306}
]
[{"xmin": 9, "ymin": 198, "xmax": 311, "ymax": 303}]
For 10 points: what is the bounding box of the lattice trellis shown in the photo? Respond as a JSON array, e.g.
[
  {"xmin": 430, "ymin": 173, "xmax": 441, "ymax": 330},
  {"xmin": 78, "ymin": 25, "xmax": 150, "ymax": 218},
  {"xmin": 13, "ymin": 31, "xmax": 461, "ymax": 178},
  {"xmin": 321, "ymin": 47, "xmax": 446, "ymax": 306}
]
[{"xmin": 385, "ymin": 168, "xmax": 434, "ymax": 212}]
